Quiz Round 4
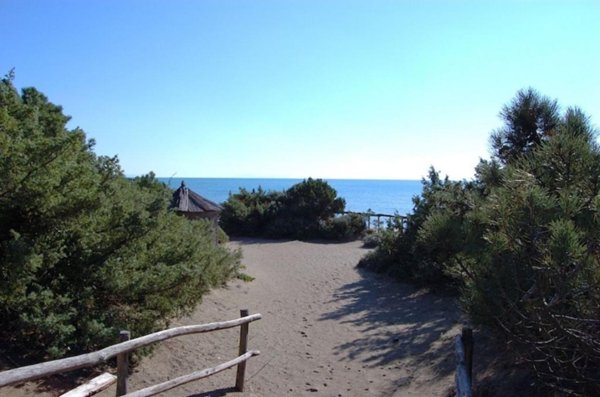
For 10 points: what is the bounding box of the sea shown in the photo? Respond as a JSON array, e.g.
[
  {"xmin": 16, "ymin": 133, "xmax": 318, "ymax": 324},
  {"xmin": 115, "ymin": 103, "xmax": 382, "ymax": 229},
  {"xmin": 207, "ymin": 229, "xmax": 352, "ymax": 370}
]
[{"xmin": 159, "ymin": 178, "xmax": 423, "ymax": 216}]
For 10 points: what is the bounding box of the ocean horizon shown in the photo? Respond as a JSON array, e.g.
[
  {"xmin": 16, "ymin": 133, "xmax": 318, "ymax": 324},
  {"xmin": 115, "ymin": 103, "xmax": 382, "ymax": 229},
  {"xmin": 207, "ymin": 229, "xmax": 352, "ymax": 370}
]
[{"xmin": 158, "ymin": 177, "xmax": 422, "ymax": 216}]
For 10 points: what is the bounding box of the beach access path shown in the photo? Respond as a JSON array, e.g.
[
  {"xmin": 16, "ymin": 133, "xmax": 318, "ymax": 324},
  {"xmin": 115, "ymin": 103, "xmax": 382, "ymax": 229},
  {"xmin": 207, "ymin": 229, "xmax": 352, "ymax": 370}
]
[
  {"xmin": 105, "ymin": 238, "xmax": 464, "ymax": 396},
  {"xmin": 5, "ymin": 238, "xmax": 465, "ymax": 397}
]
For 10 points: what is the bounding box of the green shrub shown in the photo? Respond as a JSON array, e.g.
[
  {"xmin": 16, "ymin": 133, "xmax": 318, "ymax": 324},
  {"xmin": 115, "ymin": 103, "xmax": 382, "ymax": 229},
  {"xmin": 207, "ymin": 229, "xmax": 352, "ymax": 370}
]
[
  {"xmin": 361, "ymin": 233, "xmax": 380, "ymax": 248},
  {"xmin": 320, "ymin": 213, "xmax": 366, "ymax": 240},
  {"xmin": 465, "ymin": 119, "xmax": 600, "ymax": 393},
  {"xmin": 219, "ymin": 187, "xmax": 282, "ymax": 236},
  {"xmin": 358, "ymin": 168, "xmax": 479, "ymax": 287},
  {"xmin": 358, "ymin": 88, "xmax": 600, "ymax": 393},
  {"xmin": 0, "ymin": 76, "xmax": 240, "ymax": 361},
  {"xmin": 220, "ymin": 178, "xmax": 349, "ymax": 240},
  {"xmin": 281, "ymin": 177, "xmax": 345, "ymax": 222},
  {"xmin": 216, "ymin": 226, "xmax": 229, "ymax": 244}
]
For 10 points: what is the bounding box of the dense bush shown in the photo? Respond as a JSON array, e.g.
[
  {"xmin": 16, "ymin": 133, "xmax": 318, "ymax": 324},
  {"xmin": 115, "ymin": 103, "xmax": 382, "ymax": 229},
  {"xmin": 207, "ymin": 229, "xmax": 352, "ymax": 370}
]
[
  {"xmin": 361, "ymin": 230, "xmax": 381, "ymax": 248},
  {"xmin": 359, "ymin": 168, "xmax": 480, "ymax": 286},
  {"xmin": 360, "ymin": 88, "xmax": 600, "ymax": 393},
  {"xmin": 465, "ymin": 107, "xmax": 600, "ymax": 393},
  {"xmin": 220, "ymin": 178, "xmax": 361, "ymax": 240},
  {"xmin": 320, "ymin": 213, "xmax": 366, "ymax": 241},
  {"xmin": 219, "ymin": 187, "xmax": 282, "ymax": 236},
  {"xmin": 490, "ymin": 87, "xmax": 560, "ymax": 165},
  {"xmin": 0, "ymin": 75, "xmax": 240, "ymax": 361}
]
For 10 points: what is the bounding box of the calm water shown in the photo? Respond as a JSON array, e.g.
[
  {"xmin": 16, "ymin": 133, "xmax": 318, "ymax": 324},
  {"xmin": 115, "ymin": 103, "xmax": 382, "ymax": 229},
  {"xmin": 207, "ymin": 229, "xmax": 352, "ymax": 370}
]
[{"xmin": 159, "ymin": 178, "xmax": 422, "ymax": 216}]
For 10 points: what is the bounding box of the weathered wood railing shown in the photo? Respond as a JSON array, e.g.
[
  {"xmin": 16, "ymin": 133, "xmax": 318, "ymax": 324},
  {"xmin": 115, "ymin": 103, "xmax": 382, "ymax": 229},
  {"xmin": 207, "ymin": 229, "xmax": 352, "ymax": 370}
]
[
  {"xmin": 61, "ymin": 372, "xmax": 116, "ymax": 397},
  {"xmin": 0, "ymin": 310, "xmax": 261, "ymax": 397},
  {"xmin": 337, "ymin": 211, "xmax": 408, "ymax": 230},
  {"xmin": 455, "ymin": 327, "xmax": 474, "ymax": 397}
]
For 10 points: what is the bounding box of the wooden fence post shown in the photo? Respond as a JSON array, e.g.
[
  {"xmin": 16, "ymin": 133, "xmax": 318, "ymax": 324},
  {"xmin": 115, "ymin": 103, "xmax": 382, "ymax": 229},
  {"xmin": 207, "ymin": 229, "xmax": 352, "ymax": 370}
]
[
  {"xmin": 116, "ymin": 330, "xmax": 130, "ymax": 397},
  {"xmin": 235, "ymin": 309, "xmax": 250, "ymax": 392},
  {"xmin": 462, "ymin": 327, "xmax": 473, "ymax": 387},
  {"xmin": 455, "ymin": 327, "xmax": 474, "ymax": 397}
]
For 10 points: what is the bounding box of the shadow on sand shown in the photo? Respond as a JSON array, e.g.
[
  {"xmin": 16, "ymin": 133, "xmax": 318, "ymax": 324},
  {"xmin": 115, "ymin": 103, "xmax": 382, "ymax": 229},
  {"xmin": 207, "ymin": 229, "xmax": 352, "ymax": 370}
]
[
  {"xmin": 187, "ymin": 386, "xmax": 237, "ymax": 397},
  {"xmin": 231, "ymin": 236, "xmax": 369, "ymax": 246},
  {"xmin": 229, "ymin": 237, "xmax": 295, "ymax": 245},
  {"xmin": 320, "ymin": 269, "xmax": 463, "ymax": 391}
]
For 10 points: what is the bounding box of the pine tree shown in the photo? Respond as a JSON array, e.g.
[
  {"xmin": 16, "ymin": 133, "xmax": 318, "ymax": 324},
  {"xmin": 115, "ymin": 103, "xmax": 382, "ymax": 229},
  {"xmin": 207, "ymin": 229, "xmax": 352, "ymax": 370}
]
[
  {"xmin": 0, "ymin": 74, "xmax": 240, "ymax": 360},
  {"xmin": 467, "ymin": 105, "xmax": 600, "ymax": 393}
]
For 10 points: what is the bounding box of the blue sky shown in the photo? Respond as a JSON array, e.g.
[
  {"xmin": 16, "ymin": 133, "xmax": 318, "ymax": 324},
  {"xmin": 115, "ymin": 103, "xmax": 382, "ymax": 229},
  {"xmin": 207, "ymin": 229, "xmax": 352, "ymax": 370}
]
[{"xmin": 1, "ymin": 1, "xmax": 599, "ymax": 180}]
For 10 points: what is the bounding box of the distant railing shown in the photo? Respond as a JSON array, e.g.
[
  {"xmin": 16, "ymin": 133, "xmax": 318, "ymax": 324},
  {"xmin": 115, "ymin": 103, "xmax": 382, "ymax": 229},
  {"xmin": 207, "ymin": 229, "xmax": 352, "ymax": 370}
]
[
  {"xmin": 0, "ymin": 310, "xmax": 261, "ymax": 397},
  {"xmin": 337, "ymin": 211, "xmax": 408, "ymax": 230}
]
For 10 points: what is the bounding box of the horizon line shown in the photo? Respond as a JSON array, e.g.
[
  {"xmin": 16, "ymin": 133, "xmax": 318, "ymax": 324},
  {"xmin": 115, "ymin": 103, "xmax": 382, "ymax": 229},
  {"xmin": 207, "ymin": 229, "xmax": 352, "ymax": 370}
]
[{"xmin": 148, "ymin": 176, "xmax": 424, "ymax": 182}]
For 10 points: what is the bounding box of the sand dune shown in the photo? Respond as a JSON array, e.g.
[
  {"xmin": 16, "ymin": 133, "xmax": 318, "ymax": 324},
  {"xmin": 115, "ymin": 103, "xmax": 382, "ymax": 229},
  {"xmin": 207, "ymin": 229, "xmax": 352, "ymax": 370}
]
[{"xmin": 103, "ymin": 238, "xmax": 463, "ymax": 396}]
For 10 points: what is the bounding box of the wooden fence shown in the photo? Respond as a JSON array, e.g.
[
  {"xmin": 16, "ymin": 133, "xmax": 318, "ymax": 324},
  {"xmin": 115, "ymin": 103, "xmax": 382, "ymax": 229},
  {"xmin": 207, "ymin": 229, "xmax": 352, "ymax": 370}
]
[
  {"xmin": 337, "ymin": 211, "xmax": 408, "ymax": 230},
  {"xmin": 0, "ymin": 310, "xmax": 261, "ymax": 397},
  {"xmin": 455, "ymin": 327, "xmax": 474, "ymax": 397}
]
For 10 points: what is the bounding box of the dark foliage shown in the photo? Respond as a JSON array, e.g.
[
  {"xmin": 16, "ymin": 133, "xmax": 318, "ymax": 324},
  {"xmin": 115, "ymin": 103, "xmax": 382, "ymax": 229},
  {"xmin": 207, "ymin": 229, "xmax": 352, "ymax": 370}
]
[
  {"xmin": 220, "ymin": 178, "xmax": 363, "ymax": 240},
  {"xmin": 359, "ymin": 167, "xmax": 480, "ymax": 287},
  {"xmin": 320, "ymin": 213, "xmax": 367, "ymax": 241},
  {"xmin": 0, "ymin": 75, "xmax": 240, "ymax": 361},
  {"xmin": 466, "ymin": 110, "xmax": 600, "ymax": 394},
  {"xmin": 491, "ymin": 87, "xmax": 560, "ymax": 165},
  {"xmin": 360, "ymin": 88, "xmax": 600, "ymax": 394}
]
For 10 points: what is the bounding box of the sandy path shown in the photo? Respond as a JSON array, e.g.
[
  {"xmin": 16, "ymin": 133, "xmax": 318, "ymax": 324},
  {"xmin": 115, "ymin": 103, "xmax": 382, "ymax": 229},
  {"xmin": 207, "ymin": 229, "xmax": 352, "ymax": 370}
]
[{"xmin": 3, "ymin": 239, "xmax": 464, "ymax": 396}]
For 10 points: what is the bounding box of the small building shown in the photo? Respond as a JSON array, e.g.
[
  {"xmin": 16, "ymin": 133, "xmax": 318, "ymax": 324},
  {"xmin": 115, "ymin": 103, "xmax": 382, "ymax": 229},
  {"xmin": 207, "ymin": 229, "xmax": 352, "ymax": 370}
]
[{"xmin": 170, "ymin": 181, "xmax": 222, "ymax": 243}]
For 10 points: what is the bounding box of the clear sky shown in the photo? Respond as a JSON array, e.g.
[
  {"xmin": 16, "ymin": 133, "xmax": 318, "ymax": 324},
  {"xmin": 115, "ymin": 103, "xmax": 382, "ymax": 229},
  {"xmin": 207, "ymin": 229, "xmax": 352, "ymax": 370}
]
[{"xmin": 1, "ymin": 1, "xmax": 599, "ymax": 180}]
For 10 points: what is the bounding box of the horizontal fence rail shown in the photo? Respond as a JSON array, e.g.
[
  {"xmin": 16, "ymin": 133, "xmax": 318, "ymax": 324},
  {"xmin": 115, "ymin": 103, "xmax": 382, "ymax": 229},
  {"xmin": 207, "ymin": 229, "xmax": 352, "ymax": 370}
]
[
  {"xmin": 60, "ymin": 372, "xmax": 117, "ymax": 397},
  {"xmin": 124, "ymin": 350, "xmax": 260, "ymax": 397},
  {"xmin": 0, "ymin": 313, "xmax": 262, "ymax": 389},
  {"xmin": 337, "ymin": 211, "xmax": 408, "ymax": 230}
]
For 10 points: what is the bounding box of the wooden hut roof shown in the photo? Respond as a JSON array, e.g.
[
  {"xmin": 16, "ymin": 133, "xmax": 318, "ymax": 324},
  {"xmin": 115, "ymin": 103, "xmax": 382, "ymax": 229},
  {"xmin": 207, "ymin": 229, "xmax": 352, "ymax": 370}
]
[{"xmin": 171, "ymin": 181, "xmax": 222, "ymax": 213}]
